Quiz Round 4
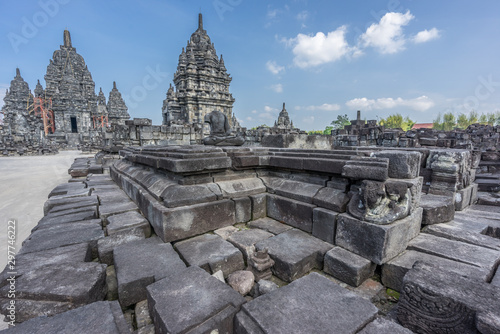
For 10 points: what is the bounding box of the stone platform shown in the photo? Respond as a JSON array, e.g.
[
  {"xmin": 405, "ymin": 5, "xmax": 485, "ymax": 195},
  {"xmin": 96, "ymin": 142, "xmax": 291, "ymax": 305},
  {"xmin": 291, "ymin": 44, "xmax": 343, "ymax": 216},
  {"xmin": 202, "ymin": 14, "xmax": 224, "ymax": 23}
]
[{"xmin": 1, "ymin": 145, "xmax": 499, "ymax": 333}]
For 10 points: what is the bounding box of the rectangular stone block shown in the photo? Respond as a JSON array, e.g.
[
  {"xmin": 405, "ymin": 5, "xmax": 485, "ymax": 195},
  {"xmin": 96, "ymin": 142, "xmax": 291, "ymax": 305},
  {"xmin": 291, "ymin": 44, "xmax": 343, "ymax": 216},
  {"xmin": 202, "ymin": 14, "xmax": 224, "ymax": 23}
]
[
  {"xmin": 233, "ymin": 197, "xmax": 251, "ymax": 223},
  {"xmin": 147, "ymin": 266, "xmax": 245, "ymax": 334},
  {"xmin": 216, "ymin": 178, "xmax": 266, "ymax": 198},
  {"xmin": 97, "ymin": 228, "xmax": 146, "ymax": 265},
  {"xmin": 454, "ymin": 184, "xmax": 473, "ymax": 211},
  {"xmin": 250, "ymin": 193, "xmax": 266, "ymax": 220},
  {"xmin": 114, "ymin": 237, "xmax": 186, "ymax": 308},
  {"xmin": 419, "ymin": 193, "xmax": 455, "ymax": 225},
  {"xmin": 248, "ymin": 217, "xmax": 293, "ymax": 235},
  {"xmin": 323, "ymin": 247, "xmax": 376, "ymax": 287},
  {"xmin": 381, "ymin": 250, "xmax": 491, "ymax": 292},
  {"xmin": 336, "ymin": 208, "xmax": 422, "ymax": 265},
  {"xmin": 312, "ymin": 207, "xmax": 338, "ymax": 244},
  {"xmin": 255, "ymin": 229, "xmax": 333, "ymax": 282},
  {"xmin": 374, "ymin": 151, "xmax": 421, "ymax": 179},
  {"xmin": 235, "ymin": 273, "xmax": 378, "ymax": 334},
  {"xmin": 267, "ymin": 194, "xmax": 315, "ymax": 233},
  {"xmin": 106, "ymin": 210, "xmax": 151, "ymax": 238},
  {"xmin": 151, "ymin": 200, "xmax": 236, "ymax": 243},
  {"xmin": 312, "ymin": 187, "xmax": 348, "ymax": 212}
]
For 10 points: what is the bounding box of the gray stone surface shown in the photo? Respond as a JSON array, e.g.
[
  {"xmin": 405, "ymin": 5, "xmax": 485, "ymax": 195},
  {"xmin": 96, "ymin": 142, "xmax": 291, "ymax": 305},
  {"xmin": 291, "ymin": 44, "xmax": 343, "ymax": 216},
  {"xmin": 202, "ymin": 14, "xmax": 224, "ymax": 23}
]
[
  {"xmin": 114, "ymin": 237, "xmax": 186, "ymax": 307},
  {"xmin": 227, "ymin": 270, "xmax": 255, "ymax": 295},
  {"xmin": 250, "ymin": 193, "xmax": 267, "ymax": 219},
  {"xmin": 420, "ymin": 193, "xmax": 455, "ymax": 225},
  {"xmin": 454, "ymin": 184, "xmax": 473, "ymax": 211},
  {"xmin": 44, "ymin": 195, "xmax": 99, "ymax": 215},
  {"xmin": 147, "ymin": 266, "xmax": 245, "ymax": 334},
  {"xmin": 312, "ymin": 187, "xmax": 348, "ymax": 212},
  {"xmin": 0, "ymin": 262, "xmax": 107, "ymax": 323},
  {"xmin": 235, "ymin": 272, "xmax": 378, "ymax": 334},
  {"xmin": 262, "ymin": 177, "xmax": 322, "ymax": 204},
  {"xmin": 248, "ymin": 217, "xmax": 293, "ymax": 235},
  {"xmin": 227, "ymin": 229, "xmax": 274, "ymax": 260},
  {"xmin": 135, "ymin": 300, "xmax": 153, "ymax": 329},
  {"xmin": 175, "ymin": 234, "xmax": 244, "ymax": 278},
  {"xmin": 323, "ymin": 247, "xmax": 376, "ymax": 287},
  {"xmin": 97, "ymin": 228, "xmax": 146, "ymax": 265},
  {"xmin": 36, "ymin": 210, "xmax": 99, "ymax": 229},
  {"xmin": 398, "ymin": 262, "xmax": 500, "ymax": 333},
  {"xmin": 267, "ymin": 194, "xmax": 315, "ymax": 233},
  {"xmin": 99, "ymin": 201, "xmax": 139, "ymax": 224},
  {"xmin": 255, "ymin": 229, "xmax": 333, "ymax": 282},
  {"xmin": 255, "ymin": 279, "xmax": 278, "ymax": 296},
  {"xmin": 423, "ymin": 223, "xmax": 500, "ymax": 250},
  {"xmin": 381, "ymin": 250, "xmax": 491, "ymax": 292},
  {"xmin": 20, "ymin": 221, "xmax": 104, "ymax": 256},
  {"xmin": 407, "ymin": 233, "xmax": 500, "ymax": 274},
  {"xmin": 375, "ymin": 150, "xmax": 421, "ymax": 179},
  {"xmin": 233, "ymin": 196, "xmax": 251, "ymax": 223},
  {"xmin": 336, "ymin": 208, "xmax": 422, "ymax": 265},
  {"xmin": 161, "ymin": 184, "xmax": 219, "ymax": 208},
  {"xmin": 151, "ymin": 199, "xmax": 236, "ymax": 243},
  {"xmin": 214, "ymin": 225, "xmax": 238, "ymax": 240},
  {"xmin": 106, "ymin": 211, "xmax": 151, "ymax": 238},
  {"xmin": 0, "ymin": 301, "xmax": 130, "ymax": 334},
  {"xmin": 358, "ymin": 317, "xmax": 413, "ymax": 334},
  {"xmin": 217, "ymin": 178, "xmax": 266, "ymax": 198},
  {"xmin": 312, "ymin": 207, "xmax": 338, "ymax": 244}
]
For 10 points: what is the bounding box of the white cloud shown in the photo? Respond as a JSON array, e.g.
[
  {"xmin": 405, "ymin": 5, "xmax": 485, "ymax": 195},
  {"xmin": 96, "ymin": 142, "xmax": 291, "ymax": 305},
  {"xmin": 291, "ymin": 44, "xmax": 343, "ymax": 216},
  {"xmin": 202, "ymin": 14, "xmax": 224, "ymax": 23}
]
[
  {"xmin": 296, "ymin": 10, "xmax": 309, "ymax": 21},
  {"xmin": 266, "ymin": 60, "xmax": 285, "ymax": 75},
  {"xmin": 345, "ymin": 95, "xmax": 434, "ymax": 112},
  {"xmin": 267, "ymin": 8, "xmax": 279, "ymax": 19},
  {"xmin": 287, "ymin": 26, "xmax": 354, "ymax": 68},
  {"xmin": 246, "ymin": 116, "xmax": 253, "ymax": 121},
  {"xmin": 264, "ymin": 105, "xmax": 278, "ymax": 112},
  {"xmin": 412, "ymin": 28, "xmax": 441, "ymax": 44},
  {"xmin": 303, "ymin": 116, "xmax": 315, "ymax": 124},
  {"xmin": 251, "ymin": 110, "xmax": 257, "ymax": 114},
  {"xmin": 270, "ymin": 84, "xmax": 283, "ymax": 93},
  {"xmin": 297, "ymin": 103, "xmax": 341, "ymax": 111},
  {"xmin": 360, "ymin": 11, "xmax": 414, "ymax": 54}
]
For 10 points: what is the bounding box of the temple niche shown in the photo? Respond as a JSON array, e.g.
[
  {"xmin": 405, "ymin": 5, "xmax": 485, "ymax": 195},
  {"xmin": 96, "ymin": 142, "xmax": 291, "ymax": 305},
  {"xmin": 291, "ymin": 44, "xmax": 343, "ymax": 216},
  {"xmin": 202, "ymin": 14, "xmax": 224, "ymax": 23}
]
[{"xmin": 162, "ymin": 14, "xmax": 236, "ymax": 128}]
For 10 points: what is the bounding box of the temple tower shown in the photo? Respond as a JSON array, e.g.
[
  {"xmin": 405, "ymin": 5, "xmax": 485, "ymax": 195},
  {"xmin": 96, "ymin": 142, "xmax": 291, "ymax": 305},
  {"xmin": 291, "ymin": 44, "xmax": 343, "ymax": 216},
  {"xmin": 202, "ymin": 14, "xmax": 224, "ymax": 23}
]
[
  {"xmin": 162, "ymin": 14, "xmax": 235, "ymax": 126},
  {"xmin": 107, "ymin": 81, "xmax": 129, "ymax": 125}
]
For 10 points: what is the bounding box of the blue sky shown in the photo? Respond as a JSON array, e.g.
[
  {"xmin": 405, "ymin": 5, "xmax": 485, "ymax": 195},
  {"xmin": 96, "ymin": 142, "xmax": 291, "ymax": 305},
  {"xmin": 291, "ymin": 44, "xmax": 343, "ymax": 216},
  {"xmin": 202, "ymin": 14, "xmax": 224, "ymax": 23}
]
[{"xmin": 1, "ymin": 0, "xmax": 500, "ymax": 131}]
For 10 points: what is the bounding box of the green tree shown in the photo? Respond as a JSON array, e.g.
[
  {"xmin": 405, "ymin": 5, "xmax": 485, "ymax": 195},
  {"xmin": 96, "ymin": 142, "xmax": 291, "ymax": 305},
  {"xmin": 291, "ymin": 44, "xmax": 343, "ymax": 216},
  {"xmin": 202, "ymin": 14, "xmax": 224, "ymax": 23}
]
[
  {"xmin": 457, "ymin": 113, "xmax": 469, "ymax": 129},
  {"xmin": 403, "ymin": 116, "xmax": 416, "ymax": 131},
  {"xmin": 331, "ymin": 114, "xmax": 351, "ymax": 130},
  {"xmin": 479, "ymin": 113, "xmax": 488, "ymax": 125},
  {"xmin": 443, "ymin": 112, "xmax": 456, "ymax": 131},
  {"xmin": 380, "ymin": 113, "xmax": 403, "ymax": 129},
  {"xmin": 468, "ymin": 111, "xmax": 478, "ymax": 124},
  {"xmin": 323, "ymin": 126, "xmax": 333, "ymax": 135},
  {"xmin": 433, "ymin": 113, "xmax": 444, "ymax": 130},
  {"xmin": 486, "ymin": 112, "xmax": 497, "ymax": 125},
  {"xmin": 308, "ymin": 130, "xmax": 324, "ymax": 135}
]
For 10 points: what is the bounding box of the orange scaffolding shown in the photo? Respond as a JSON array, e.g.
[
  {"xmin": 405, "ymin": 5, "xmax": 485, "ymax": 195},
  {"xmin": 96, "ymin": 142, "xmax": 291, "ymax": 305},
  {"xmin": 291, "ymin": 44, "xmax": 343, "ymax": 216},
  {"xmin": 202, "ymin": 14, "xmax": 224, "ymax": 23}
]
[
  {"xmin": 27, "ymin": 95, "xmax": 55, "ymax": 135},
  {"xmin": 92, "ymin": 115, "xmax": 109, "ymax": 129}
]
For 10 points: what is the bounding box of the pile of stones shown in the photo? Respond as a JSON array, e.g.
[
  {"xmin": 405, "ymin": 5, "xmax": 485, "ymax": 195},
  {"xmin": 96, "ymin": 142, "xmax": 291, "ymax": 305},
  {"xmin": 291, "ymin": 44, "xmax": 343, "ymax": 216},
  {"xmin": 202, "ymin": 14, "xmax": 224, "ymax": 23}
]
[{"xmin": 1, "ymin": 145, "xmax": 499, "ymax": 333}]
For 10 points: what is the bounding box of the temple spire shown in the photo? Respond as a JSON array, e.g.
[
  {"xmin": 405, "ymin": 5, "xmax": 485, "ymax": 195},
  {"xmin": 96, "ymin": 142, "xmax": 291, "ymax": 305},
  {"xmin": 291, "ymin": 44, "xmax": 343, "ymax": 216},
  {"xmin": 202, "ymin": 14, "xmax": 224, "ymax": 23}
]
[
  {"xmin": 113, "ymin": 81, "xmax": 117, "ymax": 89},
  {"xmin": 198, "ymin": 13, "xmax": 203, "ymax": 31},
  {"xmin": 15, "ymin": 68, "xmax": 20, "ymax": 77},
  {"xmin": 63, "ymin": 29, "xmax": 72, "ymax": 48}
]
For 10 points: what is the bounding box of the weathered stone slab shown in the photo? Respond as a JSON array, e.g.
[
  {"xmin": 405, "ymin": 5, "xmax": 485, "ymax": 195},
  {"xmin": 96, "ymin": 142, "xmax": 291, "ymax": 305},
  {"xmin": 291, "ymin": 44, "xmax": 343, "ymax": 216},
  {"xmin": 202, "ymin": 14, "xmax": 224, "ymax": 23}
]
[
  {"xmin": 0, "ymin": 262, "xmax": 107, "ymax": 323},
  {"xmin": 336, "ymin": 208, "xmax": 422, "ymax": 265},
  {"xmin": 407, "ymin": 233, "xmax": 500, "ymax": 274},
  {"xmin": 492, "ymin": 266, "xmax": 500, "ymax": 287},
  {"xmin": 423, "ymin": 223, "xmax": 500, "ymax": 250},
  {"xmin": 216, "ymin": 178, "xmax": 266, "ymax": 198},
  {"xmin": 381, "ymin": 250, "xmax": 491, "ymax": 292},
  {"xmin": 342, "ymin": 158, "xmax": 389, "ymax": 181},
  {"xmin": 114, "ymin": 237, "xmax": 186, "ymax": 308},
  {"xmin": 106, "ymin": 211, "xmax": 151, "ymax": 237},
  {"xmin": 250, "ymin": 193, "xmax": 266, "ymax": 219},
  {"xmin": 100, "ymin": 201, "xmax": 139, "ymax": 224},
  {"xmin": 235, "ymin": 272, "xmax": 378, "ymax": 334},
  {"xmin": 323, "ymin": 246, "xmax": 376, "ymax": 287},
  {"xmin": 255, "ymin": 229, "xmax": 333, "ymax": 282},
  {"xmin": 374, "ymin": 150, "xmax": 421, "ymax": 179},
  {"xmin": 358, "ymin": 317, "xmax": 413, "ymax": 334},
  {"xmin": 147, "ymin": 266, "xmax": 245, "ymax": 334},
  {"xmin": 36, "ymin": 210, "xmax": 99, "ymax": 229},
  {"xmin": 263, "ymin": 178, "xmax": 322, "ymax": 203},
  {"xmin": 48, "ymin": 182, "xmax": 86, "ymax": 198},
  {"xmin": 44, "ymin": 195, "xmax": 99, "ymax": 215},
  {"xmin": 0, "ymin": 301, "xmax": 130, "ymax": 334},
  {"xmin": 20, "ymin": 222, "xmax": 104, "ymax": 255},
  {"xmin": 312, "ymin": 187, "xmax": 348, "ymax": 212},
  {"xmin": 97, "ymin": 228, "xmax": 146, "ymax": 265},
  {"xmin": 398, "ymin": 262, "xmax": 500, "ymax": 333},
  {"xmin": 312, "ymin": 208, "xmax": 338, "ymax": 244},
  {"xmin": 175, "ymin": 234, "xmax": 244, "ymax": 278},
  {"xmin": 0, "ymin": 243, "xmax": 91, "ymax": 289},
  {"xmin": 248, "ymin": 217, "xmax": 293, "ymax": 235},
  {"xmin": 227, "ymin": 229, "xmax": 274, "ymax": 260},
  {"xmin": 161, "ymin": 184, "xmax": 220, "ymax": 208},
  {"xmin": 454, "ymin": 184, "xmax": 473, "ymax": 211},
  {"xmin": 233, "ymin": 196, "xmax": 251, "ymax": 223},
  {"xmin": 420, "ymin": 193, "xmax": 455, "ymax": 225},
  {"xmin": 151, "ymin": 199, "xmax": 236, "ymax": 243},
  {"xmin": 267, "ymin": 194, "xmax": 315, "ymax": 233}
]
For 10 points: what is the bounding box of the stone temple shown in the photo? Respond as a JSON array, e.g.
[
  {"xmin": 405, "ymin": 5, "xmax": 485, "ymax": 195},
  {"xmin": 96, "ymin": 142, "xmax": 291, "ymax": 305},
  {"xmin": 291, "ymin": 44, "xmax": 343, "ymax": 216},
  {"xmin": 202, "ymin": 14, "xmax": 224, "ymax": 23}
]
[{"xmin": 162, "ymin": 14, "xmax": 237, "ymax": 127}]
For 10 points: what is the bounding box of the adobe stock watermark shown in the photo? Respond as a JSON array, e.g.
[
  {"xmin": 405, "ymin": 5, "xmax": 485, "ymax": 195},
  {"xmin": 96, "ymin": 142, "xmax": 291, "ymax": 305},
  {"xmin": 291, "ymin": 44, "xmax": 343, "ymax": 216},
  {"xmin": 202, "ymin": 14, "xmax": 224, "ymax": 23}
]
[
  {"xmin": 123, "ymin": 65, "xmax": 169, "ymax": 109},
  {"xmin": 8, "ymin": 0, "xmax": 71, "ymax": 54},
  {"xmin": 213, "ymin": 0, "xmax": 243, "ymax": 21}
]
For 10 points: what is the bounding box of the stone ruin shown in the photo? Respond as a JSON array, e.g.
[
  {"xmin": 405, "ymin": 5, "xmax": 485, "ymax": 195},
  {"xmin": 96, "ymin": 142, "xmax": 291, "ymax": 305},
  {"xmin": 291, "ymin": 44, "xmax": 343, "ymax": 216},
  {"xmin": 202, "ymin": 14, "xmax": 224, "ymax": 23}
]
[
  {"xmin": 1, "ymin": 141, "xmax": 500, "ymax": 333},
  {"xmin": 0, "ymin": 30, "xmax": 130, "ymax": 155}
]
